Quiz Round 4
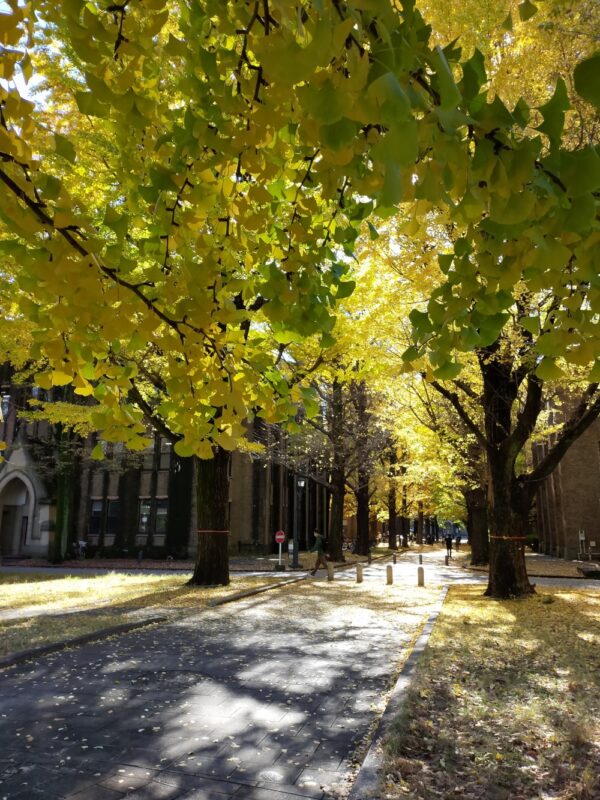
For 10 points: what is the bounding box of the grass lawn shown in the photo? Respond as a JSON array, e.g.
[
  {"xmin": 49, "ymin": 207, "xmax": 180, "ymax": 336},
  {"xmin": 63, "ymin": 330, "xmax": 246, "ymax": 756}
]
[
  {"xmin": 383, "ymin": 585, "xmax": 600, "ymax": 800},
  {"xmin": 0, "ymin": 572, "xmax": 276, "ymax": 658}
]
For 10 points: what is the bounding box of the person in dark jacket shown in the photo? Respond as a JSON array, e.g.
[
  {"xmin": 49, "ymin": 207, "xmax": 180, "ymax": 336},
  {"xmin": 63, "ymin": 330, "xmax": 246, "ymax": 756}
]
[
  {"xmin": 310, "ymin": 530, "xmax": 328, "ymax": 575},
  {"xmin": 444, "ymin": 534, "xmax": 453, "ymax": 558}
]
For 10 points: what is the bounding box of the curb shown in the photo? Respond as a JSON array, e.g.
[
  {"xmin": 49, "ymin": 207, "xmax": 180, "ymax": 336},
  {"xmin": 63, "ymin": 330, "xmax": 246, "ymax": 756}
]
[
  {"xmin": 207, "ymin": 575, "xmax": 306, "ymax": 606},
  {"xmin": 0, "ymin": 615, "xmax": 167, "ymax": 671},
  {"xmin": 347, "ymin": 586, "xmax": 449, "ymax": 800}
]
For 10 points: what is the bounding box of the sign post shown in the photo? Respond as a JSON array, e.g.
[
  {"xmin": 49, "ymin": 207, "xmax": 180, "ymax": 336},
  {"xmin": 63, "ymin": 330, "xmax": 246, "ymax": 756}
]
[{"xmin": 275, "ymin": 530, "xmax": 286, "ymax": 571}]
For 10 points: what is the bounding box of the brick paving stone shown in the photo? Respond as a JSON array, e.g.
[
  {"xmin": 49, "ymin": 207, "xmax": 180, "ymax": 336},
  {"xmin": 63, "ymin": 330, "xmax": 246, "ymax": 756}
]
[{"xmin": 67, "ymin": 788, "xmax": 123, "ymax": 800}]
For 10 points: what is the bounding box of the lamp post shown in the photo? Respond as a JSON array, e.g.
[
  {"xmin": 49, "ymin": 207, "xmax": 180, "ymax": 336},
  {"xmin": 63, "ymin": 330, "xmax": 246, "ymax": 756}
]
[{"xmin": 292, "ymin": 476, "xmax": 305, "ymax": 569}]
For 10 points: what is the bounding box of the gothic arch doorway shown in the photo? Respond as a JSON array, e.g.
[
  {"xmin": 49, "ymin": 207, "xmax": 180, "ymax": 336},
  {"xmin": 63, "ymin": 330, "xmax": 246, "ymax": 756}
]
[{"xmin": 0, "ymin": 476, "xmax": 32, "ymax": 557}]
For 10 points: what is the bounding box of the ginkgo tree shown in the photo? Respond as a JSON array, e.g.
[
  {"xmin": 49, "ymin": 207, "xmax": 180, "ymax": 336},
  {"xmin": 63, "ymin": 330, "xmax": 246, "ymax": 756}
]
[{"xmin": 1, "ymin": 0, "xmax": 600, "ymax": 594}]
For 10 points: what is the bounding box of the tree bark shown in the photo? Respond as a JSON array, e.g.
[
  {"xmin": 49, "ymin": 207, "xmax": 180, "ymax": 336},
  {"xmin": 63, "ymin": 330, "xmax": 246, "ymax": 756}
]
[
  {"xmin": 327, "ymin": 379, "xmax": 346, "ymax": 561},
  {"xmin": 328, "ymin": 472, "xmax": 345, "ymax": 560},
  {"xmin": 417, "ymin": 501, "xmax": 424, "ymax": 545},
  {"xmin": 401, "ymin": 482, "xmax": 409, "ymax": 547},
  {"xmin": 387, "ymin": 447, "xmax": 398, "ymax": 550},
  {"xmin": 188, "ymin": 447, "xmax": 230, "ymax": 586},
  {"xmin": 484, "ymin": 444, "xmax": 534, "ymax": 598},
  {"xmin": 387, "ymin": 484, "xmax": 397, "ymax": 550},
  {"xmin": 464, "ymin": 487, "xmax": 489, "ymax": 565},
  {"xmin": 354, "ymin": 480, "xmax": 370, "ymax": 555}
]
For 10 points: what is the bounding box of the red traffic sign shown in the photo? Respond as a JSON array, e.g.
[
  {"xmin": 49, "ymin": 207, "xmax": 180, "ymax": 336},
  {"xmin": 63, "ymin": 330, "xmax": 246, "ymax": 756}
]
[{"xmin": 275, "ymin": 530, "xmax": 286, "ymax": 544}]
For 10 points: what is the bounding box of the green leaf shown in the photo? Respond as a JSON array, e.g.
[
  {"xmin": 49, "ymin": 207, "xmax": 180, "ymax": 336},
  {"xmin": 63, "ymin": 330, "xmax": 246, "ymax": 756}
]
[
  {"xmin": 535, "ymin": 357, "xmax": 565, "ymax": 381},
  {"xmin": 588, "ymin": 360, "xmax": 600, "ymax": 382},
  {"xmin": 438, "ymin": 253, "xmax": 454, "ymax": 274},
  {"xmin": 521, "ymin": 316, "xmax": 540, "ymax": 335},
  {"xmin": 477, "ymin": 313, "xmax": 510, "ymax": 346},
  {"xmin": 461, "ymin": 48, "xmax": 486, "ymax": 101},
  {"xmin": 319, "ymin": 332, "xmax": 336, "ymax": 349},
  {"xmin": 560, "ymin": 147, "xmax": 600, "ymax": 196},
  {"xmin": 174, "ymin": 440, "xmax": 196, "ymax": 457},
  {"xmin": 501, "ymin": 12, "xmax": 513, "ymax": 30},
  {"xmin": 512, "ymin": 97, "xmax": 530, "ymax": 128},
  {"xmin": 518, "ymin": 0, "xmax": 538, "ymax": 22},
  {"xmin": 334, "ymin": 280, "xmax": 356, "ymax": 300},
  {"xmin": 74, "ymin": 91, "xmax": 109, "ymax": 118},
  {"xmin": 433, "ymin": 360, "xmax": 462, "ymax": 380},
  {"xmin": 431, "ymin": 45, "xmax": 461, "ymax": 111},
  {"xmin": 409, "ymin": 308, "xmax": 433, "ymax": 334},
  {"xmin": 91, "ymin": 443, "xmax": 105, "ymax": 461},
  {"xmin": 54, "ymin": 133, "xmax": 76, "ymax": 163},
  {"xmin": 574, "ymin": 53, "xmax": 600, "ymax": 111},
  {"xmin": 367, "ymin": 72, "xmax": 411, "ymax": 122},
  {"xmin": 298, "ymin": 80, "xmax": 346, "ymax": 124},
  {"xmin": 536, "ymin": 78, "xmax": 570, "ymax": 148},
  {"xmin": 402, "ymin": 345, "xmax": 420, "ymax": 362},
  {"xmin": 321, "ymin": 118, "xmax": 358, "ymax": 150}
]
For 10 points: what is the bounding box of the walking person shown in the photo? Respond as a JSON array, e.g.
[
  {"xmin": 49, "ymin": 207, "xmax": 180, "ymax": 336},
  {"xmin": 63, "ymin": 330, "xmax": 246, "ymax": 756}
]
[
  {"xmin": 310, "ymin": 530, "xmax": 328, "ymax": 576},
  {"xmin": 444, "ymin": 533, "xmax": 453, "ymax": 558}
]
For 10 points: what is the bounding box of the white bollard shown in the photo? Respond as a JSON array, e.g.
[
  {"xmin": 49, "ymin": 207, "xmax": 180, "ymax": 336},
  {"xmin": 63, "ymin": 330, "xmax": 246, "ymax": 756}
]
[
  {"xmin": 327, "ymin": 562, "xmax": 334, "ymax": 581},
  {"xmin": 417, "ymin": 566, "xmax": 425, "ymax": 586},
  {"xmin": 386, "ymin": 564, "xmax": 393, "ymax": 585},
  {"xmin": 356, "ymin": 564, "xmax": 363, "ymax": 583}
]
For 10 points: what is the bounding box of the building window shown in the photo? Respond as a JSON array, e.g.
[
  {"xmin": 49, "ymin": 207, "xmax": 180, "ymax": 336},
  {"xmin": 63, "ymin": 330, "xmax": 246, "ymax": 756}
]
[
  {"xmin": 156, "ymin": 498, "xmax": 168, "ymax": 535},
  {"xmin": 138, "ymin": 499, "xmax": 151, "ymax": 533},
  {"xmin": 159, "ymin": 439, "xmax": 171, "ymax": 470},
  {"xmin": 143, "ymin": 443, "xmax": 155, "ymax": 470},
  {"xmin": 89, "ymin": 500, "xmax": 103, "ymax": 536},
  {"xmin": 106, "ymin": 500, "xmax": 120, "ymax": 536}
]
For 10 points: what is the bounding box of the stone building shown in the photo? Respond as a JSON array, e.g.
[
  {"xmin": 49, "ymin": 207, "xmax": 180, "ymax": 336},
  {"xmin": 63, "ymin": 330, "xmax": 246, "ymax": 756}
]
[
  {"xmin": 0, "ymin": 373, "xmax": 330, "ymax": 561},
  {"xmin": 532, "ymin": 416, "xmax": 600, "ymax": 560}
]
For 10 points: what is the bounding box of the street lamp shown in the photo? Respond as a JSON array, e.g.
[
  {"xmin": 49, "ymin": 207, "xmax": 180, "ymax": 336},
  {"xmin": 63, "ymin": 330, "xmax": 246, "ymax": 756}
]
[{"xmin": 292, "ymin": 476, "xmax": 305, "ymax": 569}]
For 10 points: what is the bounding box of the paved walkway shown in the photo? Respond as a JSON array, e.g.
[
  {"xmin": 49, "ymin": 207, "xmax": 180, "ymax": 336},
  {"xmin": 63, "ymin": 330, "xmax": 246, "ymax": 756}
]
[
  {"xmin": 1, "ymin": 553, "xmax": 597, "ymax": 800},
  {"xmin": 0, "ymin": 560, "xmax": 441, "ymax": 800}
]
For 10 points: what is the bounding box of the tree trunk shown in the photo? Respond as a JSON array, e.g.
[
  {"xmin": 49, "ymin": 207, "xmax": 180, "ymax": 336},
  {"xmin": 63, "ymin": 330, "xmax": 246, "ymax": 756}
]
[
  {"xmin": 417, "ymin": 501, "xmax": 424, "ymax": 544},
  {"xmin": 387, "ymin": 484, "xmax": 397, "ymax": 550},
  {"xmin": 328, "ymin": 473, "xmax": 345, "ymax": 561},
  {"xmin": 355, "ymin": 480, "xmax": 370, "ymax": 555},
  {"xmin": 464, "ymin": 487, "xmax": 489, "ymax": 565},
  {"xmin": 485, "ymin": 453, "xmax": 534, "ymax": 598},
  {"xmin": 401, "ymin": 483, "xmax": 409, "ymax": 547},
  {"xmin": 188, "ymin": 447, "xmax": 230, "ymax": 586},
  {"xmin": 327, "ymin": 378, "xmax": 346, "ymax": 561}
]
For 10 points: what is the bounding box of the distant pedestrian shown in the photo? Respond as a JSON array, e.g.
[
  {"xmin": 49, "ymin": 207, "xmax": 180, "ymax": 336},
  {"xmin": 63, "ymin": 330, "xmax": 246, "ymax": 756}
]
[
  {"xmin": 445, "ymin": 534, "xmax": 453, "ymax": 558},
  {"xmin": 455, "ymin": 533, "xmax": 461, "ymax": 551},
  {"xmin": 310, "ymin": 530, "xmax": 328, "ymax": 576}
]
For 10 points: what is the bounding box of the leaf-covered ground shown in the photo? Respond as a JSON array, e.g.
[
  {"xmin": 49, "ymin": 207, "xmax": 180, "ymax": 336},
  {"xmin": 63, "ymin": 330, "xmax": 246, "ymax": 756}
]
[
  {"xmin": 383, "ymin": 586, "xmax": 600, "ymax": 800},
  {"xmin": 0, "ymin": 572, "xmax": 276, "ymax": 658}
]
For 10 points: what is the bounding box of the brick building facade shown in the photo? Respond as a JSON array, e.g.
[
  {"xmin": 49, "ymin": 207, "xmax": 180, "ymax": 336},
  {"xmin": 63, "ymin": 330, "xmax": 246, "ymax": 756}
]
[
  {"xmin": 0, "ymin": 374, "xmax": 330, "ymax": 561},
  {"xmin": 533, "ymin": 417, "xmax": 600, "ymax": 560}
]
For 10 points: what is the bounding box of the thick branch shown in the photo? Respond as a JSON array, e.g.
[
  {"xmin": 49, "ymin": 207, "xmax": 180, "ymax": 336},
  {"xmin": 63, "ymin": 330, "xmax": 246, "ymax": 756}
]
[
  {"xmin": 129, "ymin": 382, "xmax": 178, "ymax": 442},
  {"xmin": 430, "ymin": 379, "xmax": 488, "ymax": 449},
  {"xmin": 525, "ymin": 384, "xmax": 600, "ymax": 491},
  {"xmin": 506, "ymin": 373, "xmax": 543, "ymax": 460}
]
